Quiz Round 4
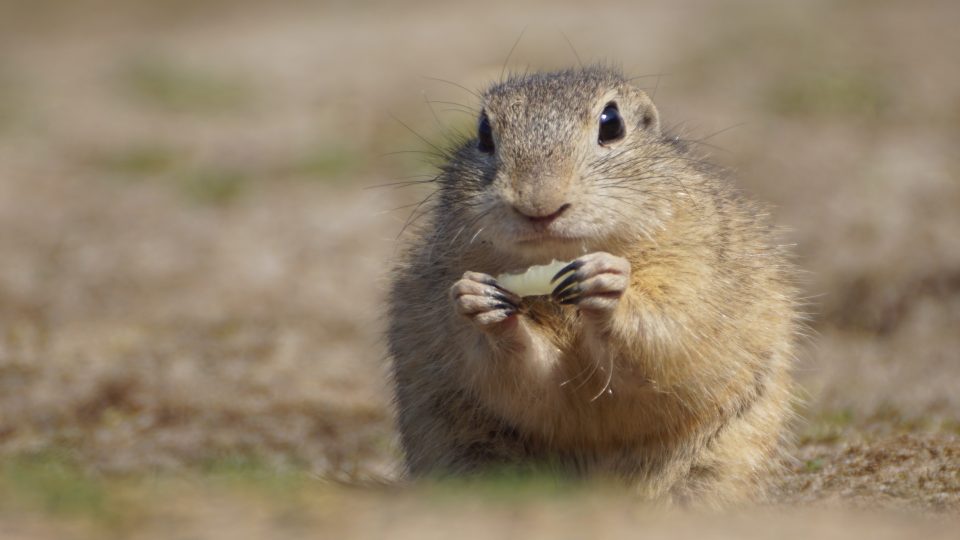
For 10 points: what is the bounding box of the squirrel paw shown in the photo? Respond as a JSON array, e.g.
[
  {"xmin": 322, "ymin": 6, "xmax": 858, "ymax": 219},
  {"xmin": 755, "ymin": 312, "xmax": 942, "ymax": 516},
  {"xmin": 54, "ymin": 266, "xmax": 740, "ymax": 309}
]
[
  {"xmin": 551, "ymin": 252, "xmax": 631, "ymax": 316},
  {"xmin": 450, "ymin": 271, "xmax": 522, "ymax": 331}
]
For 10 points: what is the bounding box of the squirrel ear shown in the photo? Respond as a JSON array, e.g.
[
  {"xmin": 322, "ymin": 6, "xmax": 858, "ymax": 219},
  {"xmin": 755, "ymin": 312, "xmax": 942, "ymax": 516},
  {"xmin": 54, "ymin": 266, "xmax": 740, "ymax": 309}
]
[
  {"xmin": 638, "ymin": 101, "xmax": 661, "ymax": 134},
  {"xmin": 624, "ymin": 85, "xmax": 661, "ymax": 135}
]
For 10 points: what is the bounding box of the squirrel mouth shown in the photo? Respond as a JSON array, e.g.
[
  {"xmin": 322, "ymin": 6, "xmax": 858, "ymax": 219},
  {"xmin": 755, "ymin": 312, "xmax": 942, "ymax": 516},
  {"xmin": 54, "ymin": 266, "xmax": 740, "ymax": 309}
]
[{"xmin": 513, "ymin": 232, "xmax": 582, "ymax": 244}]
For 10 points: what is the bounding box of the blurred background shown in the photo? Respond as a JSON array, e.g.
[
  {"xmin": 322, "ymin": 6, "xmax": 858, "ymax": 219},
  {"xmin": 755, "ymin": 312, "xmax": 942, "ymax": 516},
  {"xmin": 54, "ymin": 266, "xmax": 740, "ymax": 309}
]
[{"xmin": 0, "ymin": 0, "xmax": 958, "ymax": 537}]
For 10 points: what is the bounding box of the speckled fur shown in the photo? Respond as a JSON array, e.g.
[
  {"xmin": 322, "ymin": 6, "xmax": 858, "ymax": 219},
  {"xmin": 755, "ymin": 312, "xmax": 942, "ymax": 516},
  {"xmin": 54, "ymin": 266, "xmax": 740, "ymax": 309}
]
[{"xmin": 387, "ymin": 66, "xmax": 800, "ymax": 508}]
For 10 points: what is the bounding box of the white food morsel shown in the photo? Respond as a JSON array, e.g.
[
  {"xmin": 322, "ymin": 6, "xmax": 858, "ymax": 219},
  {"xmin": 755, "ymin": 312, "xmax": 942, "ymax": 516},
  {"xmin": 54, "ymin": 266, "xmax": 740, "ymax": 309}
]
[{"xmin": 495, "ymin": 260, "xmax": 572, "ymax": 298}]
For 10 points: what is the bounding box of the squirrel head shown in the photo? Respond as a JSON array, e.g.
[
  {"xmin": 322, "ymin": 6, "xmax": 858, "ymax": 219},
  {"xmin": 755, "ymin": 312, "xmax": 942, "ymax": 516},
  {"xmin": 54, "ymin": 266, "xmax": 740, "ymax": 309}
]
[{"xmin": 439, "ymin": 66, "xmax": 680, "ymax": 264}]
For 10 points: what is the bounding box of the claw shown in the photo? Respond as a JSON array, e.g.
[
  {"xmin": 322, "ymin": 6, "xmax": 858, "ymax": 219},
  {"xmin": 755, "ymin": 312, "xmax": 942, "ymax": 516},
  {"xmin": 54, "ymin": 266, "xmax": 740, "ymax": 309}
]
[
  {"xmin": 482, "ymin": 276, "xmax": 522, "ymax": 301},
  {"xmin": 490, "ymin": 292, "xmax": 519, "ymax": 307},
  {"xmin": 551, "ymin": 272, "xmax": 580, "ymax": 298},
  {"xmin": 551, "ymin": 260, "xmax": 584, "ymax": 284},
  {"xmin": 555, "ymin": 285, "xmax": 581, "ymax": 303}
]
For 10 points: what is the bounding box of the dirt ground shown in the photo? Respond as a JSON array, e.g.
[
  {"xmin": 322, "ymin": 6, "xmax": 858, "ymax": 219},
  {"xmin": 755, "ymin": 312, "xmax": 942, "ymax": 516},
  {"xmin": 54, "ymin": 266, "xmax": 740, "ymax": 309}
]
[{"xmin": 0, "ymin": 0, "xmax": 959, "ymax": 537}]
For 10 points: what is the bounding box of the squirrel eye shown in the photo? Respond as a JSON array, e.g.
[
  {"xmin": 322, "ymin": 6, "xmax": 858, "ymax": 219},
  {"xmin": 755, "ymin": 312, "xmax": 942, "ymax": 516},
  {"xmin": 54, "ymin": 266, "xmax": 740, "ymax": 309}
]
[
  {"xmin": 477, "ymin": 112, "xmax": 494, "ymax": 153},
  {"xmin": 598, "ymin": 103, "xmax": 625, "ymax": 145}
]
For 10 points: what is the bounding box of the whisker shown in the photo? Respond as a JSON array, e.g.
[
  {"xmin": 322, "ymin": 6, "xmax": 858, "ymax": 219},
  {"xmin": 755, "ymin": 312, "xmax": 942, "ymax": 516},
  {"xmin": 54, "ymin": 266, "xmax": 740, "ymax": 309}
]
[
  {"xmin": 500, "ymin": 27, "xmax": 528, "ymax": 82},
  {"xmin": 447, "ymin": 224, "xmax": 467, "ymax": 247},
  {"xmin": 380, "ymin": 149, "xmax": 446, "ymax": 160},
  {"xmin": 396, "ymin": 190, "xmax": 441, "ymax": 239},
  {"xmin": 590, "ymin": 353, "xmax": 615, "ymax": 402},
  {"xmin": 559, "ymin": 360, "xmax": 596, "ymax": 387},
  {"xmin": 421, "ymin": 75, "xmax": 480, "ymax": 99},
  {"xmin": 365, "ymin": 175, "xmax": 440, "ymax": 190},
  {"xmin": 425, "ymin": 100, "xmax": 478, "ymax": 113},
  {"xmin": 441, "ymin": 108, "xmax": 479, "ymax": 117},
  {"xmin": 468, "ymin": 226, "xmax": 486, "ymax": 246},
  {"xmin": 559, "ymin": 31, "xmax": 583, "ymax": 68},
  {"xmin": 570, "ymin": 355, "xmax": 603, "ymax": 393},
  {"xmin": 422, "ymin": 91, "xmax": 445, "ymax": 133},
  {"xmin": 389, "ymin": 113, "xmax": 444, "ymax": 154}
]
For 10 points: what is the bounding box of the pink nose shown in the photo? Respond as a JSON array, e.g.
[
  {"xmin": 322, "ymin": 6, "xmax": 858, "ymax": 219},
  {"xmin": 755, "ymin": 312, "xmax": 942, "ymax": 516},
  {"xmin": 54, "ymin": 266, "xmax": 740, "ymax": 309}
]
[{"xmin": 514, "ymin": 203, "xmax": 571, "ymax": 225}]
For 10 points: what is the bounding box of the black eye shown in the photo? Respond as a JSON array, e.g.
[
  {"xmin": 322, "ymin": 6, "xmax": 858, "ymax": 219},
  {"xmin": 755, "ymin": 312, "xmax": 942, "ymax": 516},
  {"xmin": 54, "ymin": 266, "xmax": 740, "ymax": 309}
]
[
  {"xmin": 478, "ymin": 112, "xmax": 494, "ymax": 153},
  {"xmin": 598, "ymin": 103, "xmax": 625, "ymax": 145}
]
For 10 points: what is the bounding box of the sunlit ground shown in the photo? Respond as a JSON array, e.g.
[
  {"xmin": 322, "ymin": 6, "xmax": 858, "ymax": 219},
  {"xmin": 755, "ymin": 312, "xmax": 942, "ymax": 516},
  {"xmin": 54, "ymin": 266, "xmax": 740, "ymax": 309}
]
[{"xmin": 0, "ymin": 0, "xmax": 959, "ymax": 537}]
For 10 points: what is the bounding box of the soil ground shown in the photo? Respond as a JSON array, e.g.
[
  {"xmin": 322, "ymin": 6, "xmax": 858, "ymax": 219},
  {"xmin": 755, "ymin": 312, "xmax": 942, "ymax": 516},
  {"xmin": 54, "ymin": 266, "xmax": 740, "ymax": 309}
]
[{"xmin": 0, "ymin": 0, "xmax": 958, "ymax": 537}]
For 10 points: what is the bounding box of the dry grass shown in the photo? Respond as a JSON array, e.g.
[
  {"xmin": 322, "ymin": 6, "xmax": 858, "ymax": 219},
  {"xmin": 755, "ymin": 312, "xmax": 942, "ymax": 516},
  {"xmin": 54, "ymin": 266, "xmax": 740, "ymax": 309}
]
[{"xmin": 1, "ymin": 0, "xmax": 959, "ymax": 537}]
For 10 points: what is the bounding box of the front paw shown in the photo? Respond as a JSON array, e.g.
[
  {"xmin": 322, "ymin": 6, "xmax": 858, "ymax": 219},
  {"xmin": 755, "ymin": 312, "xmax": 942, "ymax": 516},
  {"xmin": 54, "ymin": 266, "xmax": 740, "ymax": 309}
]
[
  {"xmin": 450, "ymin": 271, "xmax": 522, "ymax": 333},
  {"xmin": 551, "ymin": 252, "xmax": 631, "ymax": 316}
]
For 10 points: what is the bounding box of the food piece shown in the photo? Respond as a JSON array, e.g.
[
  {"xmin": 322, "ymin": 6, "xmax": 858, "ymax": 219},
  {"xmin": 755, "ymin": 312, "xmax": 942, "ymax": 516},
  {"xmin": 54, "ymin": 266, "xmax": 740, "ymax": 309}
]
[{"xmin": 495, "ymin": 259, "xmax": 571, "ymax": 297}]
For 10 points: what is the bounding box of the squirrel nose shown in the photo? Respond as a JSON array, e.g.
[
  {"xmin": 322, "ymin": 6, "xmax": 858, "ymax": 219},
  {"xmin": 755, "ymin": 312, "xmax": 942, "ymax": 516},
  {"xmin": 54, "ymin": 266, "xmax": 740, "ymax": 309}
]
[{"xmin": 514, "ymin": 203, "xmax": 571, "ymax": 225}]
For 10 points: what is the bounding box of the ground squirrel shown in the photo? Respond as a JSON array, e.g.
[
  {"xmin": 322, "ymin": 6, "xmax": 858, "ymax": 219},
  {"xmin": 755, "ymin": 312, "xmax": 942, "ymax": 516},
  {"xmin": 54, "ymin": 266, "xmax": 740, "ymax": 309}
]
[{"xmin": 387, "ymin": 66, "xmax": 799, "ymax": 508}]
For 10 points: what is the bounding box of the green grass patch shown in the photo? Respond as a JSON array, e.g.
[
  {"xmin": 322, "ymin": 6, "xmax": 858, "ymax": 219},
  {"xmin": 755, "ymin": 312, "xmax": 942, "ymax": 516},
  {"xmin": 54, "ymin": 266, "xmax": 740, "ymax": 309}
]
[
  {"xmin": 766, "ymin": 70, "xmax": 891, "ymax": 119},
  {"xmin": 421, "ymin": 467, "xmax": 602, "ymax": 505},
  {"xmin": 863, "ymin": 403, "xmax": 953, "ymax": 434},
  {"xmin": 119, "ymin": 55, "xmax": 257, "ymax": 114},
  {"xmin": 178, "ymin": 166, "xmax": 249, "ymax": 205},
  {"xmin": 0, "ymin": 450, "xmax": 118, "ymax": 522},
  {"xmin": 92, "ymin": 144, "xmax": 179, "ymax": 177},
  {"xmin": 288, "ymin": 146, "xmax": 365, "ymax": 182},
  {"xmin": 0, "ymin": 450, "xmax": 327, "ymax": 535},
  {"xmin": 800, "ymin": 408, "xmax": 855, "ymax": 445},
  {"xmin": 89, "ymin": 144, "xmax": 248, "ymax": 205},
  {"xmin": 198, "ymin": 454, "xmax": 311, "ymax": 492},
  {"xmin": 798, "ymin": 404, "xmax": 960, "ymax": 445}
]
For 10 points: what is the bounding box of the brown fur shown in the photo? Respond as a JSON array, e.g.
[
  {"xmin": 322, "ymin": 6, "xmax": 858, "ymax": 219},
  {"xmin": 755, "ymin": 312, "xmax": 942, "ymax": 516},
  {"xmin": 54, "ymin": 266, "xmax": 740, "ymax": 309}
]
[{"xmin": 387, "ymin": 66, "xmax": 800, "ymax": 508}]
